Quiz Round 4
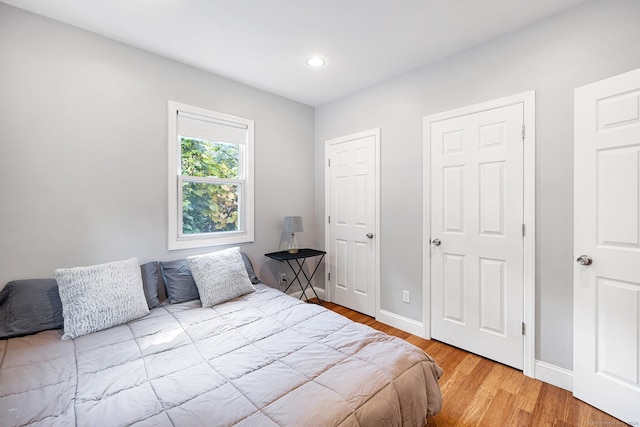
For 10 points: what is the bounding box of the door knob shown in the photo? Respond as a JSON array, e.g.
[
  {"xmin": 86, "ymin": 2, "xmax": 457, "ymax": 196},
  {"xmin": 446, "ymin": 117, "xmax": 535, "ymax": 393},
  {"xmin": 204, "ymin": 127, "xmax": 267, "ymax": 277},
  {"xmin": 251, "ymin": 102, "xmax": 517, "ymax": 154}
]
[
  {"xmin": 576, "ymin": 255, "xmax": 592, "ymax": 266},
  {"xmin": 366, "ymin": 233, "xmax": 374, "ymax": 239},
  {"xmin": 432, "ymin": 239, "xmax": 441, "ymax": 246}
]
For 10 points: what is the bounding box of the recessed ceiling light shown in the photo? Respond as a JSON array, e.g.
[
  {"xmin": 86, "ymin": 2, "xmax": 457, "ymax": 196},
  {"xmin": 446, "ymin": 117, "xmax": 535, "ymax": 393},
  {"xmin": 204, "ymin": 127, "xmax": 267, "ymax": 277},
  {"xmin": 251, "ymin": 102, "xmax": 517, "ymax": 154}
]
[{"xmin": 306, "ymin": 56, "xmax": 326, "ymax": 68}]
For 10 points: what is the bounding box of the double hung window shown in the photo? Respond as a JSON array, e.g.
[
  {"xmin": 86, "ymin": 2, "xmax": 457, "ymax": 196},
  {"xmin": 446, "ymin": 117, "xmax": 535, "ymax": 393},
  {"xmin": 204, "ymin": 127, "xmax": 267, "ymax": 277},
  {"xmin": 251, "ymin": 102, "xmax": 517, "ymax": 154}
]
[{"xmin": 168, "ymin": 101, "xmax": 254, "ymax": 250}]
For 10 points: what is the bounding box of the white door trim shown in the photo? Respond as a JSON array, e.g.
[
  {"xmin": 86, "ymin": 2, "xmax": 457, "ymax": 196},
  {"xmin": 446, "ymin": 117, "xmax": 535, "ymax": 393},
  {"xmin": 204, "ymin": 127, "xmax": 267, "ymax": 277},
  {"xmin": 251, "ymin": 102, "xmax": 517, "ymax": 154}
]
[
  {"xmin": 422, "ymin": 91, "xmax": 536, "ymax": 377},
  {"xmin": 324, "ymin": 128, "xmax": 381, "ymax": 317}
]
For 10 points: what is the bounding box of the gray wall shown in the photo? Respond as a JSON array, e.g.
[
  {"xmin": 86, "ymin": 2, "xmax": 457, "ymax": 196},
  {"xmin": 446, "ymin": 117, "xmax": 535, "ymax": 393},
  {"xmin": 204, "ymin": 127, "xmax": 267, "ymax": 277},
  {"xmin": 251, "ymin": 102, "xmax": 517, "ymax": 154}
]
[
  {"xmin": 3, "ymin": 0, "xmax": 640, "ymax": 372},
  {"xmin": 314, "ymin": 0, "xmax": 640, "ymax": 369},
  {"xmin": 0, "ymin": 4, "xmax": 315, "ymax": 289}
]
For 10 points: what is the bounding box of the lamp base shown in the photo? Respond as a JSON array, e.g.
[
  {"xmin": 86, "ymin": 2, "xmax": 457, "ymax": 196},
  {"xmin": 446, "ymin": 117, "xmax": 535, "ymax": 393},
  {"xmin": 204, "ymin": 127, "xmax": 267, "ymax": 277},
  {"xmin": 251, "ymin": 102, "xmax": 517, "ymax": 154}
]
[{"xmin": 287, "ymin": 233, "xmax": 299, "ymax": 254}]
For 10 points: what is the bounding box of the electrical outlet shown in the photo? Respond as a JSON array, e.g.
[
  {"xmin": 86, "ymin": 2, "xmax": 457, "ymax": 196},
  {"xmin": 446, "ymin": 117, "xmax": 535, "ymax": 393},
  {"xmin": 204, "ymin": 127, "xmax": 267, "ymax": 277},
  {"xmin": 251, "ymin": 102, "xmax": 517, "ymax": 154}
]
[
  {"xmin": 402, "ymin": 290, "xmax": 410, "ymax": 303},
  {"xmin": 280, "ymin": 273, "xmax": 287, "ymax": 285}
]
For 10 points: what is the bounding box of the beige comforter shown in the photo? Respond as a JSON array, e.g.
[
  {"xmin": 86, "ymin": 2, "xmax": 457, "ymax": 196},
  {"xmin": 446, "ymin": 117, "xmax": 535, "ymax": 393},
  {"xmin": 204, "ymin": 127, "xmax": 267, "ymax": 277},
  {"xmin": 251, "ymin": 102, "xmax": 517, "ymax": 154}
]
[{"xmin": 0, "ymin": 284, "xmax": 442, "ymax": 426}]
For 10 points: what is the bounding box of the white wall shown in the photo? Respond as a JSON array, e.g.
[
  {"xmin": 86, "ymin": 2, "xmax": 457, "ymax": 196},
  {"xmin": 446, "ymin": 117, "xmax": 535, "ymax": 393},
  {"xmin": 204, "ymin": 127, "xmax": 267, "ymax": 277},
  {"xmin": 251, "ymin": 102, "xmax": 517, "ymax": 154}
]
[
  {"xmin": 0, "ymin": 4, "xmax": 315, "ymax": 288},
  {"xmin": 314, "ymin": 0, "xmax": 640, "ymax": 369}
]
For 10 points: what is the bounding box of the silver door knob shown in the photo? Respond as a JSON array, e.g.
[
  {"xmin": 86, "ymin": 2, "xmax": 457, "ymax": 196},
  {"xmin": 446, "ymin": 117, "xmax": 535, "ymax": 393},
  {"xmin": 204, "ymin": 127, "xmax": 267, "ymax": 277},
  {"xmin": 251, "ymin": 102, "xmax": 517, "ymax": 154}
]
[
  {"xmin": 432, "ymin": 239, "xmax": 441, "ymax": 246},
  {"xmin": 576, "ymin": 255, "xmax": 592, "ymax": 266},
  {"xmin": 366, "ymin": 233, "xmax": 374, "ymax": 239}
]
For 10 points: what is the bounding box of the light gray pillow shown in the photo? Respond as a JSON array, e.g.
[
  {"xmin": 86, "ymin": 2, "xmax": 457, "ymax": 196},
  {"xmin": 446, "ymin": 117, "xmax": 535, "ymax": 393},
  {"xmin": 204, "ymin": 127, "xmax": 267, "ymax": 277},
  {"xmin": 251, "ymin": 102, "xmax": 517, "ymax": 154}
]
[
  {"xmin": 55, "ymin": 258, "xmax": 150, "ymax": 340},
  {"xmin": 187, "ymin": 247, "xmax": 255, "ymax": 307}
]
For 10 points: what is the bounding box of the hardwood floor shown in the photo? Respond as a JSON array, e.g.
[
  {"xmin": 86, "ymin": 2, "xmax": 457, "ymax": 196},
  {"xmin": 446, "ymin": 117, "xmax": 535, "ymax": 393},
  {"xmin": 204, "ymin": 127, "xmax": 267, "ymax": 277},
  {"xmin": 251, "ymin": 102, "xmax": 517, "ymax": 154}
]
[{"xmin": 321, "ymin": 301, "xmax": 627, "ymax": 427}]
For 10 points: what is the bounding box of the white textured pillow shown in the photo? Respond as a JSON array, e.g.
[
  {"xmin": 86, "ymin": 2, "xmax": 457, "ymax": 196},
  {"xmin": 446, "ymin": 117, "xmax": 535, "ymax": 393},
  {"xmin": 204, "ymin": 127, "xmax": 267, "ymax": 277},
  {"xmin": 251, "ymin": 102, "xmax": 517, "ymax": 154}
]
[
  {"xmin": 187, "ymin": 247, "xmax": 255, "ymax": 307},
  {"xmin": 55, "ymin": 258, "xmax": 149, "ymax": 340}
]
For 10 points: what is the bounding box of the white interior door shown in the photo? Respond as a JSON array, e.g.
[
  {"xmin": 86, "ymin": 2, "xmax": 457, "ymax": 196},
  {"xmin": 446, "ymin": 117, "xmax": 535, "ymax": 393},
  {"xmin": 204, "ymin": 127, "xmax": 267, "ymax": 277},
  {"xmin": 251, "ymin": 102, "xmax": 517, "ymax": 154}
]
[
  {"xmin": 430, "ymin": 103, "xmax": 524, "ymax": 370},
  {"xmin": 325, "ymin": 129, "xmax": 378, "ymax": 316},
  {"xmin": 574, "ymin": 68, "xmax": 640, "ymax": 423}
]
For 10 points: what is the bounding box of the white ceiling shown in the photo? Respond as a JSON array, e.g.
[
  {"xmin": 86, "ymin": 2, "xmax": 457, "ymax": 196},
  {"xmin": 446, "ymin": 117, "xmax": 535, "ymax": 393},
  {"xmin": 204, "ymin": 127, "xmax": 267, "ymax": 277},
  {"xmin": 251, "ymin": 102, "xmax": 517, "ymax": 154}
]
[{"xmin": 2, "ymin": 0, "xmax": 592, "ymax": 106}]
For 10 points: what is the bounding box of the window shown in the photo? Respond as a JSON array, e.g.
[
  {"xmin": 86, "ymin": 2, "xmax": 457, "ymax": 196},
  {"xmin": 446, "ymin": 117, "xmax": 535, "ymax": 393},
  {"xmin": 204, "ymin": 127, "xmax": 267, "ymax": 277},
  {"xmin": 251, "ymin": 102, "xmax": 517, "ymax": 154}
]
[{"xmin": 168, "ymin": 101, "xmax": 254, "ymax": 250}]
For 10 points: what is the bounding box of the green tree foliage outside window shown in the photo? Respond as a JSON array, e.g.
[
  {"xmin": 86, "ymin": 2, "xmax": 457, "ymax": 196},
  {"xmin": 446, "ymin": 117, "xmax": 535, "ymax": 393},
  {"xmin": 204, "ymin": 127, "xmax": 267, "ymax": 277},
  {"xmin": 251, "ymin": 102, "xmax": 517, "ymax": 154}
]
[{"xmin": 180, "ymin": 137, "xmax": 240, "ymax": 234}]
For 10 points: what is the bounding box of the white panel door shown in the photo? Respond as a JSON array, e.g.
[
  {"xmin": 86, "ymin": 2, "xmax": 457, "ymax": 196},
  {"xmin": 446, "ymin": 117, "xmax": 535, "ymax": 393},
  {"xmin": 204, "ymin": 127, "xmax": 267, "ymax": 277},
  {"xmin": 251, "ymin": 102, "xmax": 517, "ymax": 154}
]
[
  {"xmin": 431, "ymin": 103, "xmax": 524, "ymax": 369},
  {"xmin": 326, "ymin": 130, "xmax": 378, "ymax": 316},
  {"xmin": 574, "ymin": 68, "xmax": 640, "ymax": 423}
]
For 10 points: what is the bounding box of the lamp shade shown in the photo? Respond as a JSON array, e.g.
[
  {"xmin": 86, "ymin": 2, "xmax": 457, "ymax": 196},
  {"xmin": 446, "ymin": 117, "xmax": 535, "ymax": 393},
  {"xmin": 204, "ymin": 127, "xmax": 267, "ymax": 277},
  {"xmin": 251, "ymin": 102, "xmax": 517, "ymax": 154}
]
[{"xmin": 283, "ymin": 216, "xmax": 303, "ymax": 233}]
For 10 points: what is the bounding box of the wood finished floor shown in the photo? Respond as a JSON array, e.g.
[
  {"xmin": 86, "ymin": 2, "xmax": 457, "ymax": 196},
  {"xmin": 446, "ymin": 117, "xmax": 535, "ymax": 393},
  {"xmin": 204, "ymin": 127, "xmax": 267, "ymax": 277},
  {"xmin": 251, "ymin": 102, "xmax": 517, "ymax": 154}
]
[{"xmin": 320, "ymin": 300, "xmax": 627, "ymax": 427}]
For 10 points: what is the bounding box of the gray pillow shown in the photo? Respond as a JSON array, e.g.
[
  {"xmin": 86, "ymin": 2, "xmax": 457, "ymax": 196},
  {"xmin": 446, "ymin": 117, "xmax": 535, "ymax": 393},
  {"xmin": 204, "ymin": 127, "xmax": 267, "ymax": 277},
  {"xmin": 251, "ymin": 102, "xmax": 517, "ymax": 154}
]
[
  {"xmin": 159, "ymin": 259, "xmax": 200, "ymax": 303},
  {"xmin": 140, "ymin": 261, "xmax": 161, "ymax": 309},
  {"xmin": 187, "ymin": 247, "xmax": 255, "ymax": 308},
  {"xmin": 0, "ymin": 279, "xmax": 63, "ymax": 339},
  {"xmin": 240, "ymin": 253, "xmax": 262, "ymax": 285},
  {"xmin": 55, "ymin": 258, "xmax": 150, "ymax": 340}
]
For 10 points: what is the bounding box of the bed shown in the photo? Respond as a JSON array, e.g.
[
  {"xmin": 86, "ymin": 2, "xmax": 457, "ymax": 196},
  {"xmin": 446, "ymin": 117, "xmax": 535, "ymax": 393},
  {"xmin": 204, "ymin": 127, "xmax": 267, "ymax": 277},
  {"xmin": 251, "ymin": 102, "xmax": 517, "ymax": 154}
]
[{"xmin": 0, "ymin": 250, "xmax": 442, "ymax": 427}]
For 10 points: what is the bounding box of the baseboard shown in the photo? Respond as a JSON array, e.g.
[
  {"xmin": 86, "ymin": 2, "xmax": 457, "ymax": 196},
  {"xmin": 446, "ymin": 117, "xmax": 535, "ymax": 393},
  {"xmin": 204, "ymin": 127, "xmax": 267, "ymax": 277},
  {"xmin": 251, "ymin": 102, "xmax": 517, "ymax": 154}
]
[
  {"xmin": 534, "ymin": 360, "xmax": 573, "ymax": 392},
  {"xmin": 301, "ymin": 292, "xmax": 424, "ymax": 337},
  {"xmin": 307, "ymin": 295, "xmax": 573, "ymax": 393},
  {"xmin": 306, "ymin": 286, "xmax": 326, "ymax": 301},
  {"xmin": 289, "ymin": 286, "xmax": 327, "ymax": 302},
  {"xmin": 376, "ymin": 309, "xmax": 425, "ymax": 337}
]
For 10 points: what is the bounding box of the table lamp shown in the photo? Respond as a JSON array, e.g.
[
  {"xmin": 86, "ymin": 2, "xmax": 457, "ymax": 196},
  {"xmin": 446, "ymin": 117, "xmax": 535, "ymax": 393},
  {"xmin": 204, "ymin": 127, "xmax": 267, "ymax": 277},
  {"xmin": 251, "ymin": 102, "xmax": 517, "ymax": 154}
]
[{"xmin": 283, "ymin": 216, "xmax": 303, "ymax": 254}]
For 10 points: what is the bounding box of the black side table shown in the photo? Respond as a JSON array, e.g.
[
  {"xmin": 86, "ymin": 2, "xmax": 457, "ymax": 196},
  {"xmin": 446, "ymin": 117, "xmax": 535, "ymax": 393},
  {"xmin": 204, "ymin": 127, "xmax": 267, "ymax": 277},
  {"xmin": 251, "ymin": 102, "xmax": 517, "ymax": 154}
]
[{"xmin": 265, "ymin": 249, "xmax": 326, "ymax": 304}]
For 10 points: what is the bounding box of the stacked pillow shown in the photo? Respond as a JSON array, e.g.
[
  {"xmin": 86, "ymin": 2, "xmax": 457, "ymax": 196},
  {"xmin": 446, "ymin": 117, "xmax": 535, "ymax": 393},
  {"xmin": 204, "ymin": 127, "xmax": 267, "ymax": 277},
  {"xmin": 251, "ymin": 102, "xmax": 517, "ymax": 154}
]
[
  {"xmin": 54, "ymin": 258, "xmax": 150, "ymax": 340},
  {"xmin": 159, "ymin": 259, "xmax": 200, "ymax": 304},
  {"xmin": 186, "ymin": 247, "xmax": 255, "ymax": 308},
  {"xmin": 160, "ymin": 251, "xmax": 261, "ymax": 303},
  {"xmin": 0, "ymin": 250, "xmax": 261, "ymax": 340}
]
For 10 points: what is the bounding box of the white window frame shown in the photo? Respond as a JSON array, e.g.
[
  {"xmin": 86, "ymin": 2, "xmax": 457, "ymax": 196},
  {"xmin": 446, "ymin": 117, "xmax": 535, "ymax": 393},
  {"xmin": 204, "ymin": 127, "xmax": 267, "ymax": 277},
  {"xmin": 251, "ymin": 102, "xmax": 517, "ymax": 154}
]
[{"xmin": 168, "ymin": 101, "xmax": 254, "ymax": 250}]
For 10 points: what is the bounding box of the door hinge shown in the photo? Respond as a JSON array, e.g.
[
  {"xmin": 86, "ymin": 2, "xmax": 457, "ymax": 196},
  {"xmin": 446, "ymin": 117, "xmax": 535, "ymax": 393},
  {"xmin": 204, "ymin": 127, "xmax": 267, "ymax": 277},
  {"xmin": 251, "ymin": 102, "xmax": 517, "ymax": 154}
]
[
  {"xmin": 328, "ymin": 216, "xmax": 331, "ymax": 224},
  {"xmin": 328, "ymin": 158, "xmax": 331, "ymax": 167},
  {"xmin": 522, "ymin": 124, "xmax": 525, "ymax": 140},
  {"xmin": 522, "ymin": 224, "xmax": 525, "ymax": 237},
  {"xmin": 328, "ymin": 272, "xmax": 331, "ymax": 281},
  {"xmin": 522, "ymin": 322, "xmax": 526, "ymax": 335}
]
